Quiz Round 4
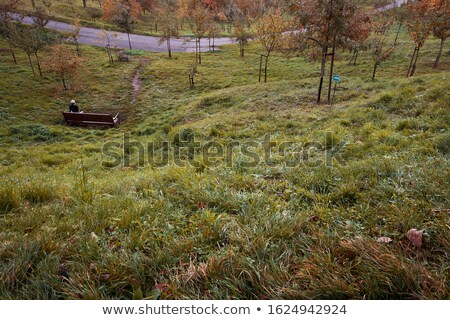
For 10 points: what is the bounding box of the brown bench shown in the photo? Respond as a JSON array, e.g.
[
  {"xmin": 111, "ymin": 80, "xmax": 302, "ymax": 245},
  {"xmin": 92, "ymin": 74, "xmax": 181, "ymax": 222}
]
[{"xmin": 62, "ymin": 112, "xmax": 119, "ymax": 128}]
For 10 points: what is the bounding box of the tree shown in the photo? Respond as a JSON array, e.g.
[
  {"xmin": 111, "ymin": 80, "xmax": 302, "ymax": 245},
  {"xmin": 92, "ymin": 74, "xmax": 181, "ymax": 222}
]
[
  {"xmin": 44, "ymin": 44, "xmax": 84, "ymax": 90},
  {"xmin": 67, "ymin": 17, "xmax": 82, "ymax": 56},
  {"xmin": 138, "ymin": 0, "xmax": 156, "ymax": 14},
  {"xmin": 430, "ymin": 0, "xmax": 450, "ymax": 68},
  {"xmin": 253, "ymin": 9, "xmax": 288, "ymax": 83},
  {"xmin": 157, "ymin": 1, "xmax": 180, "ymax": 59},
  {"xmin": 96, "ymin": 29, "xmax": 119, "ymax": 64},
  {"xmin": 0, "ymin": 0, "xmax": 23, "ymax": 64},
  {"xmin": 179, "ymin": 0, "xmax": 214, "ymax": 64},
  {"xmin": 389, "ymin": 1, "xmax": 408, "ymax": 47},
  {"xmin": 232, "ymin": 18, "xmax": 251, "ymax": 57},
  {"xmin": 291, "ymin": 0, "xmax": 373, "ymax": 103},
  {"xmin": 12, "ymin": 25, "xmax": 45, "ymax": 76},
  {"xmin": 102, "ymin": 0, "xmax": 142, "ymax": 50},
  {"xmin": 87, "ymin": 7, "xmax": 103, "ymax": 21},
  {"xmin": 31, "ymin": 4, "xmax": 51, "ymax": 29},
  {"xmin": 207, "ymin": 21, "xmax": 221, "ymax": 51},
  {"xmin": 371, "ymin": 15, "xmax": 394, "ymax": 80},
  {"xmin": 405, "ymin": 0, "xmax": 433, "ymax": 77},
  {"xmin": 343, "ymin": 6, "xmax": 372, "ymax": 66}
]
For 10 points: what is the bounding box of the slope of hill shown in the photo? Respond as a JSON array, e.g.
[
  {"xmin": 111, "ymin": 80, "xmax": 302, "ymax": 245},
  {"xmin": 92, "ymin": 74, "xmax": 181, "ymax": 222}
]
[{"xmin": 0, "ymin": 25, "xmax": 449, "ymax": 299}]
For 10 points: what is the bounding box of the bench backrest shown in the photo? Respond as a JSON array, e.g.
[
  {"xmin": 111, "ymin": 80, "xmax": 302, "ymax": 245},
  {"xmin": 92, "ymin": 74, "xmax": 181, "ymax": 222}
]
[{"xmin": 62, "ymin": 112, "xmax": 119, "ymax": 127}]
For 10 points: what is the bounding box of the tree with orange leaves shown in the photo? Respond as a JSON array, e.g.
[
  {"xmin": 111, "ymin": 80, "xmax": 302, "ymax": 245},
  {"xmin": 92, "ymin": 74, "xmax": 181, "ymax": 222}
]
[
  {"xmin": 290, "ymin": 0, "xmax": 373, "ymax": 104},
  {"xmin": 344, "ymin": 8, "xmax": 373, "ymax": 66},
  {"xmin": 430, "ymin": 0, "xmax": 449, "ymax": 68},
  {"xmin": 44, "ymin": 44, "xmax": 84, "ymax": 90},
  {"xmin": 178, "ymin": 0, "xmax": 213, "ymax": 64},
  {"xmin": 405, "ymin": 0, "xmax": 433, "ymax": 77},
  {"xmin": 102, "ymin": 0, "xmax": 142, "ymax": 50}
]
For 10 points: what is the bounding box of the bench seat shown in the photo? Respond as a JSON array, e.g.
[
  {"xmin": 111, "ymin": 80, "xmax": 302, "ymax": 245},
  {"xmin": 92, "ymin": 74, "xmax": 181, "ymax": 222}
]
[{"xmin": 62, "ymin": 112, "xmax": 119, "ymax": 128}]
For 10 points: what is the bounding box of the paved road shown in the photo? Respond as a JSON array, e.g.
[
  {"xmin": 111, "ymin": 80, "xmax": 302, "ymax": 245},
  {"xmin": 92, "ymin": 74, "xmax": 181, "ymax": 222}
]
[
  {"xmin": 19, "ymin": 16, "xmax": 235, "ymax": 53},
  {"xmin": 16, "ymin": 0, "xmax": 407, "ymax": 53}
]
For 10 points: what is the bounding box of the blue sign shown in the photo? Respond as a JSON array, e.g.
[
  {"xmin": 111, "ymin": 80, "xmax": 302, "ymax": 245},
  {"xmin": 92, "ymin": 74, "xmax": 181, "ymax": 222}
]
[{"xmin": 333, "ymin": 75, "xmax": 341, "ymax": 82}]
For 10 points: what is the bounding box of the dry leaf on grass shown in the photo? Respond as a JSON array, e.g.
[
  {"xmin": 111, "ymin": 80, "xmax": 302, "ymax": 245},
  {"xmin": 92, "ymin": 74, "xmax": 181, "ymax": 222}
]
[
  {"xmin": 407, "ymin": 228, "xmax": 423, "ymax": 247},
  {"xmin": 377, "ymin": 237, "xmax": 393, "ymax": 243}
]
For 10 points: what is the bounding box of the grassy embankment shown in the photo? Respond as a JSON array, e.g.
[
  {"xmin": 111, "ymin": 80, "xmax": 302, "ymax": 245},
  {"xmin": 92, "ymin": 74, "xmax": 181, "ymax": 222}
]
[{"xmin": 0, "ymin": 22, "xmax": 449, "ymax": 299}]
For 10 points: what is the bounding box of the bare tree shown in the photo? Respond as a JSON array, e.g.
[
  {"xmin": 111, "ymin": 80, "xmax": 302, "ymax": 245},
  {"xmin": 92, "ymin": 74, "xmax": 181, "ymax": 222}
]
[
  {"xmin": 96, "ymin": 29, "xmax": 119, "ymax": 63},
  {"xmin": 371, "ymin": 15, "xmax": 394, "ymax": 80}
]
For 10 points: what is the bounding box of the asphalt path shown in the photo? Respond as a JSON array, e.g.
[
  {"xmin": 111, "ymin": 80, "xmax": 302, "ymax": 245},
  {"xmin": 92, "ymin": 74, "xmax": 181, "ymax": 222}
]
[
  {"xmin": 14, "ymin": 0, "xmax": 407, "ymax": 53},
  {"xmin": 18, "ymin": 15, "xmax": 235, "ymax": 53}
]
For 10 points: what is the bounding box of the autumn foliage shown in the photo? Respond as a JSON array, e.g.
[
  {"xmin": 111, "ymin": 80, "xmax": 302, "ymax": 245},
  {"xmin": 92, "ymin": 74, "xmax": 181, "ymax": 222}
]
[
  {"xmin": 44, "ymin": 44, "xmax": 84, "ymax": 90},
  {"xmin": 103, "ymin": 0, "xmax": 142, "ymax": 49}
]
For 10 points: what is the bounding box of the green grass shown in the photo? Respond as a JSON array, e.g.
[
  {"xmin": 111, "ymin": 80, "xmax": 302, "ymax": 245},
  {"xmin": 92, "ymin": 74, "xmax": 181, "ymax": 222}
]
[{"xmin": 0, "ymin": 20, "xmax": 449, "ymax": 299}]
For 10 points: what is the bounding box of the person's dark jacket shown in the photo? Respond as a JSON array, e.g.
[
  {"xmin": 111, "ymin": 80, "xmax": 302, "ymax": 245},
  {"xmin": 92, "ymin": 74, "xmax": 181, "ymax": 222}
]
[{"xmin": 69, "ymin": 103, "xmax": 79, "ymax": 112}]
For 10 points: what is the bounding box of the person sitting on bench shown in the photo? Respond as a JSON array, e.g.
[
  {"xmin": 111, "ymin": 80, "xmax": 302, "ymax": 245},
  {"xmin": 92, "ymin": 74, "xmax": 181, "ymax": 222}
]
[{"xmin": 69, "ymin": 99, "xmax": 80, "ymax": 113}]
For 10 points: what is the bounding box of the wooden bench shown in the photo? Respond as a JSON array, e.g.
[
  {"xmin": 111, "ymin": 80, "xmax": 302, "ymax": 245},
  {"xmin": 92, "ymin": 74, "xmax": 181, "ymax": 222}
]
[{"xmin": 62, "ymin": 112, "xmax": 119, "ymax": 128}]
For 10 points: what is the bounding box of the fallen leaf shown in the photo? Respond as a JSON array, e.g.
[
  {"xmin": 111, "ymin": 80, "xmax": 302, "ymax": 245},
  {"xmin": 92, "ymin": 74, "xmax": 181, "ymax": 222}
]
[
  {"xmin": 196, "ymin": 201, "xmax": 206, "ymax": 210},
  {"xmin": 407, "ymin": 228, "xmax": 423, "ymax": 247},
  {"xmin": 377, "ymin": 237, "xmax": 393, "ymax": 243},
  {"xmin": 58, "ymin": 265, "xmax": 69, "ymax": 280},
  {"xmin": 100, "ymin": 273, "xmax": 111, "ymax": 280}
]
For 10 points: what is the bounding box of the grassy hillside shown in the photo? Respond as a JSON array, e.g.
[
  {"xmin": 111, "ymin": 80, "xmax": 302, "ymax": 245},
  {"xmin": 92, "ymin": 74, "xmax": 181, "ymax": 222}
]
[{"xmin": 0, "ymin": 24, "xmax": 449, "ymax": 299}]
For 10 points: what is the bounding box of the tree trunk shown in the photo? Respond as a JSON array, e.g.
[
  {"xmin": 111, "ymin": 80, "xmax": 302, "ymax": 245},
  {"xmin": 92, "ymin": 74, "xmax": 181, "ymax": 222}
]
[
  {"xmin": 433, "ymin": 38, "xmax": 445, "ymax": 68},
  {"xmin": 75, "ymin": 39, "xmax": 81, "ymax": 57},
  {"xmin": 127, "ymin": 32, "xmax": 132, "ymax": 50},
  {"xmin": 348, "ymin": 51, "xmax": 355, "ymax": 65},
  {"xmin": 317, "ymin": 46, "xmax": 328, "ymax": 104},
  {"xmin": 167, "ymin": 38, "xmax": 172, "ymax": 59},
  {"xmin": 410, "ymin": 46, "xmax": 420, "ymax": 77},
  {"xmin": 34, "ymin": 52, "xmax": 42, "ymax": 77},
  {"xmin": 259, "ymin": 55, "xmax": 263, "ymax": 82},
  {"xmin": 264, "ymin": 53, "xmax": 269, "ymax": 83},
  {"xmin": 372, "ymin": 62, "xmax": 378, "ymax": 80},
  {"xmin": 407, "ymin": 46, "xmax": 417, "ymax": 77},
  {"xmin": 327, "ymin": 35, "xmax": 336, "ymax": 104},
  {"xmin": 7, "ymin": 39, "xmax": 17, "ymax": 64},
  {"xmin": 198, "ymin": 38, "xmax": 201, "ymax": 64},
  {"xmin": 353, "ymin": 50, "xmax": 358, "ymax": 66},
  {"xmin": 30, "ymin": 0, "xmax": 36, "ymax": 9},
  {"xmin": 82, "ymin": 0, "xmax": 87, "ymax": 8},
  {"xmin": 62, "ymin": 74, "xmax": 68, "ymax": 90},
  {"xmin": 394, "ymin": 19, "xmax": 403, "ymax": 47},
  {"xmin": 27, "ymin": 53, "xmax": 35, "ymax": 76},
  {"xmin": 195, "ymin": 39, "xmax": 198, "ymax": 64}
]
